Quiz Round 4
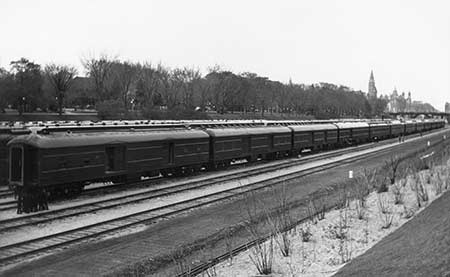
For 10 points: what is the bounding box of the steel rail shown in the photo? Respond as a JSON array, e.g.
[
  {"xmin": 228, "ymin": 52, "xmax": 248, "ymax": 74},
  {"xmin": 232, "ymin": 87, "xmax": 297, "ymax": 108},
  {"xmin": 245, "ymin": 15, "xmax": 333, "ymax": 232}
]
[
  {"xmin": 0, "ymin": 144, "xmax": 400, "ymax": 267},
  {"xmin": 0, "ymin": 135, "xmax": 402, "ymax": 233}
]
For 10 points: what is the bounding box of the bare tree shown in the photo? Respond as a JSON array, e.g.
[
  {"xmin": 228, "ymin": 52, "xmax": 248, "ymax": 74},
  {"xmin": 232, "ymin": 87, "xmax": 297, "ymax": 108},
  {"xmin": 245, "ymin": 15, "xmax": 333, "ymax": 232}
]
[
  {"xmin": 109, "ymin": 61, "xmax": 139, "ymax": 111},
  {"xmin": 135, "ymin": 62, "xmax": 160, "ymax": 109},
  {"xmin": 81, "ymin": 54, "xmax": 115, "ymax": 101},
  {"xmin": 44, "ymin": 63, "xmax": 77, "ymax": 115}
]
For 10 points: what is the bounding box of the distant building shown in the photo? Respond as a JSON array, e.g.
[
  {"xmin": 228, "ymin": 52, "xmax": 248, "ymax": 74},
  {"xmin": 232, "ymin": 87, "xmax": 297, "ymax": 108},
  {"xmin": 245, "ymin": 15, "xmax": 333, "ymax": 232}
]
[
  {"xmin": 386, "ymin": 88, "xmax": 437, "ymax": 113},
  {"xmin": 445, "ymin": 102, "xmax": 450, "ymax": 113},
  {"xmin": 368, "ymin": 71, "xmax": 377, "ymax": 99}
]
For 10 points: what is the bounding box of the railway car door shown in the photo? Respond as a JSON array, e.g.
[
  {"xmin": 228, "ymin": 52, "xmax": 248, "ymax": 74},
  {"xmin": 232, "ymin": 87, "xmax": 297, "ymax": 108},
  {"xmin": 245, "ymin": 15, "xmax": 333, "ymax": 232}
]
[
  {"xmin": 105, "ymin": 145, "xmax": 126, "ymax": 172},
  {"xmin": 168, "ymin": 143, "xmax": 175, "ymax": 164},
  {"xmin": 10, "ymin": 147, "xmax": 23, "ymax": 184}
]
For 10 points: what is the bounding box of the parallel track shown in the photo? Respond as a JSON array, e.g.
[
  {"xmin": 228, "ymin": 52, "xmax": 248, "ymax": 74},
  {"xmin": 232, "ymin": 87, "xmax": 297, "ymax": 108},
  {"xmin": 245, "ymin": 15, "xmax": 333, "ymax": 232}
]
[
  {"xmin": 0, "ymin": 131, "xmax": 427, "ymax": 213},
  {"xmin": 0, "ymin": 188, "xmax": 13, "ymax": 199},
  {"xmin": 0, "ymin": 139, "xmax": 395, "ymax": 233},
  {"xmin": 0, "ymin": 142, "xmax": 411, "ymax": 267},
  {"xmin": 0, "ymin": 201, "xmax": 16, "ymax": 211},
  {"xmin": 0, "ymin": 130, "xmax": 435, "ymax": 213}
]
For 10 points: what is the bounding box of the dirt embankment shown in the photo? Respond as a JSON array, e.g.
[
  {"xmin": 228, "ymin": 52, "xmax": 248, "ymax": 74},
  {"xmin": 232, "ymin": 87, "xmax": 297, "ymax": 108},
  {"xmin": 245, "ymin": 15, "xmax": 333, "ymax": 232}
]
[{"xmin": 335, "ymin": 190, "xmax": 450, "ymax": 277}]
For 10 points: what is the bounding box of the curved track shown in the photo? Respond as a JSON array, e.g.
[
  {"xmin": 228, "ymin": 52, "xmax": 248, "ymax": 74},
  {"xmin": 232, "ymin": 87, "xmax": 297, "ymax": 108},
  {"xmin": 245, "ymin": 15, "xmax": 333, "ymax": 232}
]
[
  {"xmin": 0, "ymin": 131, "xmax": 427, "ymax": 214},
  {"xmin": 0, "ymin": 138, "xmax": 422, "ymax": 267},
  {"xmin": 0, "ymin": 129, "xmax": 447, "ymax": 268},
  {"xmin": 0, "ymin": 137, "xmax": 401, "ymax": 233}
]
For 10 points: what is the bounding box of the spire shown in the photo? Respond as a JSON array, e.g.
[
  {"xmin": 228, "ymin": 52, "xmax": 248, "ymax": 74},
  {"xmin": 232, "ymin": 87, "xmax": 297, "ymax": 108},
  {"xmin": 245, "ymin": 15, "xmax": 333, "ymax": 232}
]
[{"xmin": 368, "ymin": 70, "xmax": 377, "ymax": 99}]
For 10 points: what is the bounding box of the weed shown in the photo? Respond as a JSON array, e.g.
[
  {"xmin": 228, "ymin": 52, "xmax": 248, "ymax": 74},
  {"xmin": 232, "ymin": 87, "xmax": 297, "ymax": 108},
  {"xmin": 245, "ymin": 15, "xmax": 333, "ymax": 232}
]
[
  {"xmin": 171, "ymin": 248, "xmax": 192, "ymax": 276},
  {"xmin": 385, "ymin": 155, "xmax": 402, "ymax": 185},
  {"xmin": 402, "ymin": 204, "xmax": 416, "ymax": 219},
  {"xmin": 390, "ymin": 179, "xmax": 405, "ymax": 205},
  {"xmin": 377, "ymin": 193, "xmax": 394, "ymax": 229},
  {"xmin": 412, "ymin": 174, "xmax": 429, "ymax": 208},
  {"xmin": 224, "ymin": 229, "xmax": 234, "ymax": 265},
  {"xmin": 301, "ymin": 223, "xmax": 313, "ymax": 242},
  {"xmin": 248, "ymin": 237, "xmax": 274, "ymax": 275}
]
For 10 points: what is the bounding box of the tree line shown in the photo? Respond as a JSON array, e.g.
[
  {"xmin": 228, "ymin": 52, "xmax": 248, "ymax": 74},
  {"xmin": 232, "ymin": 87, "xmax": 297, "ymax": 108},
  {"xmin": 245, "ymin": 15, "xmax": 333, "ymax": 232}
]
[{"xmin": 0, "ymin": 56, "xmax": 388, "ymax": 119}]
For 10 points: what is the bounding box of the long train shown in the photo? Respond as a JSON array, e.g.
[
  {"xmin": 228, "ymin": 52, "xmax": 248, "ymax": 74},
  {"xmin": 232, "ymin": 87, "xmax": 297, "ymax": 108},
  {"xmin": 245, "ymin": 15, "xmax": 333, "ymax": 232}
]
[{"xmin": 5, "ymin": 119, "xmax": 446, "ymax": 212}]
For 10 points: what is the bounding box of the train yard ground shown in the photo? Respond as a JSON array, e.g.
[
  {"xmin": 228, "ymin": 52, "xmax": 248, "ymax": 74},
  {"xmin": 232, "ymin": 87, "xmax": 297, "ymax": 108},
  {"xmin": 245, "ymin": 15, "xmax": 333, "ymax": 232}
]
[{"xmin": 0, "ymin": 127, "xmax": 449, "ymax": 276}]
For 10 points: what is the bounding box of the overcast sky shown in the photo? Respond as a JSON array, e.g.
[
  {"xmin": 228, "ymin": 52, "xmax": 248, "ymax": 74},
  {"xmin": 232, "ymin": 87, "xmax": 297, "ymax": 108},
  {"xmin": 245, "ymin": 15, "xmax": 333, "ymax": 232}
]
[{"xmin": 1, "ymin": 0, "xmax": 449, "ymax": 110}]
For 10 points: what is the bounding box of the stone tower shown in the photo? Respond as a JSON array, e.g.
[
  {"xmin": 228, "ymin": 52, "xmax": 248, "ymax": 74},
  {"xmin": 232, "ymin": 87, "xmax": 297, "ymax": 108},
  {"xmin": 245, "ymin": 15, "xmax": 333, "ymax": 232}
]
[
  {"xmin": 407, "ymin": 92, "xmax": 412, "ymax": 111},
  {"xmin": 368, "ymin": 70, "xmax": 377, "ymax": 99}
]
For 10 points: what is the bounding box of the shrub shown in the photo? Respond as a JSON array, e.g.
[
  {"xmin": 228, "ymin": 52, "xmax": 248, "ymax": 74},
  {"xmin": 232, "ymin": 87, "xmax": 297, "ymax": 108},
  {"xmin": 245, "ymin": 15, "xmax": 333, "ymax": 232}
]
[
  {"xmin": 301, "ymin": 224, "xmax": 313, "ymax": 242},
  {"xmin": 412, "ymin": 174, "xmax": 429, "ymax": 207},
  {"xmin": 390, "ymin": 179, "xmax": 405, "ymax": 205},
  {"xmin": 249, "ymin": 237, "xmax": 274, "ymax": 275},
  {"xmin": 96, "ymin": 99, "xmax": 127, "ymax": 119},
  {"xmin": 385, "ymin": 156, "xmax": 402, "ymax": 185},
  {"xmin": 433, "ymin": 169, "xmax": 444, "ymax": 195},
  {"xmin": 377, "ymin": 193, "xmax": 394, "ymax": 229},
  {"xmin": 376, "ymin": 176, "xmax": 389, "ymax": 193},
  {"xmin": 354, "ymin": 198, "xmax": 366, "ymax": 220},
  {"xmin": 402, "ymin": 205, "xmax": 416, "ymax": 219}
]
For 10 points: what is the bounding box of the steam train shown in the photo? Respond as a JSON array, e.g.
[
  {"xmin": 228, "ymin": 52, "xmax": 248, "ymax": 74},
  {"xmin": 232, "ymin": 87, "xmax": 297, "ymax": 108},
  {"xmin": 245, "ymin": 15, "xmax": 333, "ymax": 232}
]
[{"xmin": 5, "ymin": 119, "xmax": 446, "ymax": 212}]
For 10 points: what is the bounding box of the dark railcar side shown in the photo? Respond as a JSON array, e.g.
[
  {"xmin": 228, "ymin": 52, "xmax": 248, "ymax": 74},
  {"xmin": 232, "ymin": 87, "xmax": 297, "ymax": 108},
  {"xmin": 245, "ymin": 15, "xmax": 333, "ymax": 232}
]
[
  {"xmin": 390, "ymin": 122, "xmax": 405, "ymax": 137},
  {"xmin": 368, "ymin": 123, "xmax": 391, "ymax": 140},
  {"xmin": 205, "ymin": 127, "xmax": 292, "ymax": 166},
  {"xmin": 289, "ymin": 124, "xmax": 338, "ymax": 151},
  {"xmin": 335, "ymin": 122, "xmax": 370, "ymax": 145},
  {"xmin": 8, "ymin": 128, "xmax": 211, "ymax": 190},
  {"xmin": 0, "ymin": 127, "xmax": 31, "ymax": 187},
  {"xmin": 405, "ymin": 122, "xmax": 417, "ymax": 135}
]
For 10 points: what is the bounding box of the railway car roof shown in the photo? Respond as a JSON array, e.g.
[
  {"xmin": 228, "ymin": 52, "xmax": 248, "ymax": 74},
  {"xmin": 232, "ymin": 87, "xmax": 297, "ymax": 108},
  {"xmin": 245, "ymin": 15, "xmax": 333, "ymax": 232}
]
[
  {"xmin": 334, "ymin": 122, "xmax": 370, "ymax": 129},
  {"xmin": 288, "ymin": 124, "xmax": 338, "ymax": 131},
  {"xmin": 368, "ymin": 122, "xmax": 390, "ymax": 126},
  {"xmin": 8, "ymin": 129, "xmax": 210, "ymax": 148},
  {"xmin": 204, "ymin": 126, "xmax": 291, "ymax": 137}
]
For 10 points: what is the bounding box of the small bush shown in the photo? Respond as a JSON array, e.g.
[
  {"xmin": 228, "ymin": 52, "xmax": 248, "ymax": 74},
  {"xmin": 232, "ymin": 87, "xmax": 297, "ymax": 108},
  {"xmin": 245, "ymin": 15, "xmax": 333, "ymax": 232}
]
[
  {"xmin": 301, "ymin": 224, "xmax": 313, "ymax": 242},
  {"xmin": 377, "ymin": 193, "xmax": 391, "ymax": 214},
  {"xmin": 385, "ymin": 156, "xmax": 402, "ymax": 185},
  {"xmin": 376, "ymin": 177, "xmax": 389, "ymax": 193},
  {"xmin": 390, "ymin": 180, "xmax": 405, "ymax": 205},
  {"xmin": 249, "ymin": 237, "xmax": 274, "ymax": 275},
  {"xmin": 307, "ymin": 200, "xmax": 318, "ymax": 224},
  {"xmin": 327, "ymin": 209, "xmax": 349, "ymax": 240},
  {"xmin": 377, "ymin": 193, "xmax": 394, "ymax": 229},
  {"xmin": 402, "ymin": 205, "xmax": 416, "ymax": 219},
  {"xmin": 433, "ymin": 170, "xmax": 444, "ymax": 195},
  {"xmin": 354, "ymin": 198, "xmax": 366, "ymax": 220},
  {"xmin": 171, "ymin": 248, "xmax": 192, "ymax": 276},
  {"xmin": 412, "ymin": 174, "xmax": 429, "ymax": 207},
  {"xmin": 96, "ymin": 99, "xmax": 127, "ymax": 119}
]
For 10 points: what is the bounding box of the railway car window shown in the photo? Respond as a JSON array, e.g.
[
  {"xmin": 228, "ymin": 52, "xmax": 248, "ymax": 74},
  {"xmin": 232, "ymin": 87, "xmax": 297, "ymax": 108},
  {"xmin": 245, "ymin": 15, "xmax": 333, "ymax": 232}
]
[
  {"xmin": 168, "ymin": 143, "xmax": 175, "ymax": 164},
  {"xmin": 10, "ymin": 147, "xmax": 22, "ymax": 182},
  {"xmin": 105, "ymin": 146, "xmax": 126, "ymax": 172}
]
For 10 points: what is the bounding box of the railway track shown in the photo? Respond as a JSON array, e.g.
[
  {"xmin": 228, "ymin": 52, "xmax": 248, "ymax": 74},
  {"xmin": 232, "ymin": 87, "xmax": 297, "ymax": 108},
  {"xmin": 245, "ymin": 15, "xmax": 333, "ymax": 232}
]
[
  {"xmin": 0, "ymin": 131, "xmax": 429, "ymax": 213},
  {"xmin": 0, "ymin": 138, "xmax": 399, "ymax": 233},
  {"xmin": 0, "ymin": 187, "xmax": 13, "ymax": 199},
  {"xmin": 0, "ymin": 137, "xmax": 428, "ymax": 268},
  {"xmin": 0, "ymin": 201, "xmax": 16, "ymax": 211}
]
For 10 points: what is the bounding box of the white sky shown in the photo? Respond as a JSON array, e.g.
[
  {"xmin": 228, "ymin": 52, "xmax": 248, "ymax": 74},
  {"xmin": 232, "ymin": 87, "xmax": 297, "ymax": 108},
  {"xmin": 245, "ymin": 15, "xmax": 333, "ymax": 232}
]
[{"xmin": 1, "ymin": 0, "xmax": 449, "ymax": 110}]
